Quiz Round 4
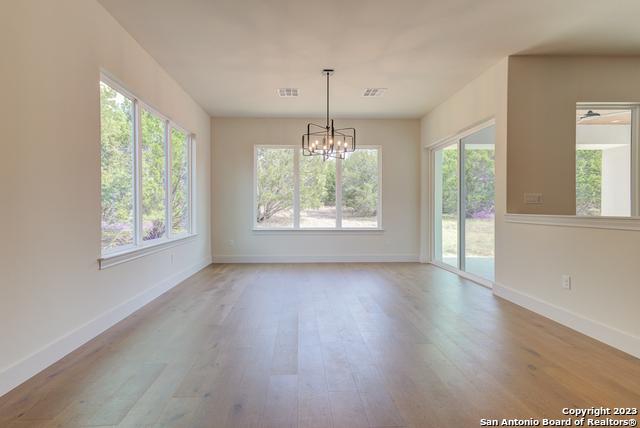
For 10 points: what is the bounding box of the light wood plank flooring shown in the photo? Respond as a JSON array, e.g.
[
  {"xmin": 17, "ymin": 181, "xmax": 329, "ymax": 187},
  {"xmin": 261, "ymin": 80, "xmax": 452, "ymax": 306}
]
[{"xmin": 1, "ymin": 263, "xmax": 639, "ymax": 427}]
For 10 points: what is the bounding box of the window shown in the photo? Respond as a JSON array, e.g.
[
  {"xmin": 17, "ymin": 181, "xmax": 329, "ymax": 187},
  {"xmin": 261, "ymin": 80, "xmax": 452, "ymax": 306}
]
[
  {"xmin": 100, "ymin": 76, "xmax": 195, "ymax": 256},
  {"xmin": 171, "ymin": 128, "xmax": 190, "ymax": 235},
  {"xmin": 300, "ymin": 155, "xmax": 336, "ymax": 227},
  {"xmin": 433, "ymin": 143, "xmax": 458, "ymax": 269},
  {"xmin": 255, "ymin": 147, "xmax": 294, "ymax": 228},
  {"xmin": 342, "ymin": 149, "xmax": 380, "ymax": 228},
  {"xmin": 141, "ymin": 108, "xmax": 167, "ymax": 240},
  {"xmin": 100, "ymin": 81, "xmax": 135, "ymax": 251},
  {"xmin": 576, "ymin": 105, "xmax": 636, "ymax": 217},
  {"xmin": 254, "ymin": 146, "xmax": 381, "ymax": 229}
]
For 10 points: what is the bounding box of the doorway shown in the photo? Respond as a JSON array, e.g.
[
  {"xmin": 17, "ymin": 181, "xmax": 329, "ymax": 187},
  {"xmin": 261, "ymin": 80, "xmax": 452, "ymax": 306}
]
[{"xmin": 432, "ymin": 122, "xmax": 495, "ymax": 283}]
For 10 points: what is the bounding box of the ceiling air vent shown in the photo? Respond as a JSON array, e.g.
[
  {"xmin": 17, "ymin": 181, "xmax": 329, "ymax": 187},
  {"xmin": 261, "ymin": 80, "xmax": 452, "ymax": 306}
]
[
  {"xmin": 278, "ymin": 88, "xmax": 299, "ymax": 97},
  {"xmin": 363, "ymin": 88, "xmax": 386, "ymax": 97}
]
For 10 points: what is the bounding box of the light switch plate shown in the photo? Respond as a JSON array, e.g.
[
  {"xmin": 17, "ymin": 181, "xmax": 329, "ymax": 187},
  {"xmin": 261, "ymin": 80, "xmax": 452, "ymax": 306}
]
[{"xmin": 524, "ymin": 193, "xmax": 543, "ymax": 204}]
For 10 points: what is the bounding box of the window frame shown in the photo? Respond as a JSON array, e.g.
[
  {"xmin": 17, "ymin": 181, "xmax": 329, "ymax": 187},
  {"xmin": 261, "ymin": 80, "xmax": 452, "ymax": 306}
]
[
  {"xmin": 427, "ymin": 119, "xmax": 496, "ymax": 289},
  {"xmin": 575, "ymin": 102, "xmax": 640, "ymax": 217},
  {"xmin": 99, "ymin": 72, "xmax": 196, "ymax": 266},
  {"xmin": 253, "ymin": 144, "xmax": 383, "ymax": 231}
]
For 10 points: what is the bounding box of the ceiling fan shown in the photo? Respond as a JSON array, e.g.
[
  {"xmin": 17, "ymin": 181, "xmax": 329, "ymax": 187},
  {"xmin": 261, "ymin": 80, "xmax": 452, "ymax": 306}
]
[{"xmin": 578, "ymin": 110, "xmax": 601, "ymax": 120}]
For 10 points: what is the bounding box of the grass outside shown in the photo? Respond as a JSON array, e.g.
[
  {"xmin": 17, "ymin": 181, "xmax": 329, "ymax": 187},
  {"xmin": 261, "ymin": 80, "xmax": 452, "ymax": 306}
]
[
  {"xmin": 442, "ymin": 216, "xmax": 494, "ymax": 257},
  {"xmin": 257, "ymin": 206, "xmax": 377, "ymax": 228}
]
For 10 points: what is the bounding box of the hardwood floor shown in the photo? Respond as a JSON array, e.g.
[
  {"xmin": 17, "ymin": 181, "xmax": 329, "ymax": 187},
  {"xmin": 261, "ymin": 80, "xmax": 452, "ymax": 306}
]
[{"xmin": 1, "ymin": 263, "xmax": 639, "ymax": 427}]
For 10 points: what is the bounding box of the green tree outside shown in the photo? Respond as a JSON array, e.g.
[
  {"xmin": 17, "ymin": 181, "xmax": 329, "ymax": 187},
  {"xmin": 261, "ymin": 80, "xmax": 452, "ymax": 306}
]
[
  {"xmin": 171, "ymin": 128, "xmax": 189, "ymax": 234},
  {"xmin": 576, "ymin": 149, "xmax": 602, "ymax": 216},
  {"xmin": 256, "ymin": 148, "xmax": 294, "ymax": 223},
  {"xmin": 141, "ymin": 109, "xmax": 167, "ymax": 240},
  {"xmin": 342, "ymin": 150, "xmax": 378, "ymax": 217},
  {"xmin": 101, "ymin": 82, "xmax": 191, "ymax": 249},
  {"xmin": 100, "ymin": 82, "xmax": 135, "ymax": 250},
  {"xmin": 300, "ymin": 155, "xmax": 335, "ymax": 211},
  {"xmin": 256, "ymin": 149, "xmax": 379, "ymax": 223}
]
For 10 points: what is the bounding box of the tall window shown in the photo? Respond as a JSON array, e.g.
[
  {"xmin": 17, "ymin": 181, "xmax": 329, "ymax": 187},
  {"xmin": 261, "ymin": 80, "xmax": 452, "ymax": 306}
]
[
  {"xmin": 576, "ymin": 106, "xmax": 635, "ymax": 217},
  {"xmin": 342, "ymin": 149, "xmax": 379, "ymax": 228},
  {"xmin": 100, "ymin": 81, "xmax": 135, "ymax": 251},
  {"xmin": 100, "ymin": 76, "xmax": 194, "ymax": 256},
  {"xmin": 141, "ymin": 109, "xmax": 167, "ymax": 240},
  {"xmin": 255, "ymin": 147, "xmax": 294, "ymax": 228},
  {"xmin": 300, "ymin": 155, "xmax": 336, "ymax": 227},
  {"xmin": 171, "ymin": 128, "xmax": 190, "ymax": 235},
  {"xmin": 255, "ymin": 146, "xmax": 381, "ymax": 229}
]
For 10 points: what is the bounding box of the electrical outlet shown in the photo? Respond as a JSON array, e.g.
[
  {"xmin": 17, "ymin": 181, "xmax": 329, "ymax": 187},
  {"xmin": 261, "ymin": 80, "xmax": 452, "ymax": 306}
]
[
  {"xmin": 228, "ymin": 239, "xmax": 235, "ymax": 247},
  {"xmin": 562, "ymin": 275, "xmax": 571, "ymax": 290}
]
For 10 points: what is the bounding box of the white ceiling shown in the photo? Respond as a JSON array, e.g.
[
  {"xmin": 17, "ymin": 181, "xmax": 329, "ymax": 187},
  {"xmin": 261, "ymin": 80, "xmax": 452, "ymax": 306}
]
[{"xmin": 98, "ymin": 0, "xmax": 640, "ymax": 119}]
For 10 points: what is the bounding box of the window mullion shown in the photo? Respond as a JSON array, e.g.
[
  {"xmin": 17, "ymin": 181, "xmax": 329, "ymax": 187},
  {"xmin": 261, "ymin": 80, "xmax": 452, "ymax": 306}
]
[
  {"xmin": 293, "ymin": 148, "xmax": 300, "ymax": 229},
  {"xmin": 632, "ymin": 106, "xmax": 640, "ymax": 216},
  {"xmin": 458, "ymin": 139, "xmax": 466, "ymax": 272},
  {"xmin": 189, "ymin": 135, "xmax": 195, "ymax": 234},
  {"xmin": 336, "ymin": 157, "xmax": 343, "ymax": 228},
  {"xmin": 165, "ymin": 122, "xmax": 172, "ymax": 239},
  {"xmin": 134, "ymin": 100, "xmax": 143, "ymax": 247},
  {"xmin": 377, "ymin": 148, "xmax": 382, "ymax": 228}
]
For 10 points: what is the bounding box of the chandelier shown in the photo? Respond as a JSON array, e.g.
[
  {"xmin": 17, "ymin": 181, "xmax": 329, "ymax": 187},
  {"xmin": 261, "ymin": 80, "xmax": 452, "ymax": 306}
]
[{"xmin": 302, "ymin": 69, "xmax": 356, "ymax": 160}]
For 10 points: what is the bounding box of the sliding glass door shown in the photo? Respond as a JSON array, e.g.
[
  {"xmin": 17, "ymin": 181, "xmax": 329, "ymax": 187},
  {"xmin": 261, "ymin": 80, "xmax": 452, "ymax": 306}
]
[
  {"xmin": 433, "ymin": 124, "xmax": 495, "ymax": 282},
  {"xmin": 462, "ymin": 126, "xmax": 495, "ymax": 281},
  {"xmin": 433, "ymin": 143, "xmax": 458, "ymax": 268}
]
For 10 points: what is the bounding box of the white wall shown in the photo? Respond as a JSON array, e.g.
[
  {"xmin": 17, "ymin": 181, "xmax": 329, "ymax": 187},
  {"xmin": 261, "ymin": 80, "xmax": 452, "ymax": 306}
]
[
  {"xmin": 421, "ymin": 56, "xmax": 639, "ymax": 358},
  {"xmin": 601, "ymin": 145, "xmax": 631, "ymax": 216},
  {"xmin": 501, "ymin": 56, "xmax": 640, "ymax": 356},
  {"xmin": 576, "ymin": 124, "xmax": 630, "ymax": 147},
  {"xmin": 576, "ymin": 124, "xmax": 631, "ymax": 216},
  {"xmin": 507, "ymin": 56, "xmax": 640, "ymax": 215},
  {"xmin": 0, "ymin": 0, "xmax": 211, "ymax": 395},
  {"xmin": 211, "ymin": 118, "xmax": 420, "ymax": 262},
  {"xmin": 420, "ymin": 59, "xmax": 509, "ymax": 263}
]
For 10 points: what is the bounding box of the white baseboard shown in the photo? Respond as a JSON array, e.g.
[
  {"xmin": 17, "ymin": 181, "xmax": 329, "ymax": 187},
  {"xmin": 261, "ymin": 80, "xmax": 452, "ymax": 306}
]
[
  {"xmin": 0, "ymin": 256, "xmax": 212, "ymax": 398},
  {"xmin": 213, "ymin": 254, "xmax": 420, "ymax": 263},
  {"xmin": 493, "ymin": 283, "xmax": 640, "ymax": 359}
]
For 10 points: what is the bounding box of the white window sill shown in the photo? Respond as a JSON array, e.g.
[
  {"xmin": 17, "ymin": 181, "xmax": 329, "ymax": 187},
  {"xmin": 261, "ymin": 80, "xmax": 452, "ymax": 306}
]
[
  {"xmin": 252, "ymin": 228, "xmax": 384, "ymax": 235},
  {"xmin": 99, "ymin": 234, "xmax": 198, "ymax": 270},
  {"xmin": 504, "ymin": 213, "xmax": 640, "ymax": 231}
]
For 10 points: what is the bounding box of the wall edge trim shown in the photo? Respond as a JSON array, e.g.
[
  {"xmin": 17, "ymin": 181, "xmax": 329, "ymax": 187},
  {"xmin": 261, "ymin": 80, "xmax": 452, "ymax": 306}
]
[
  {"xmin": 504, "ymin": 213, "xmax": 640, "ymax": 231},
  {"xmin": 493, "ymin": 282, "xmax": 640, "ymax": 359},
  {"xmin": 212, "ymin": 254, "xmax": 419, "ymax": 263}
]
